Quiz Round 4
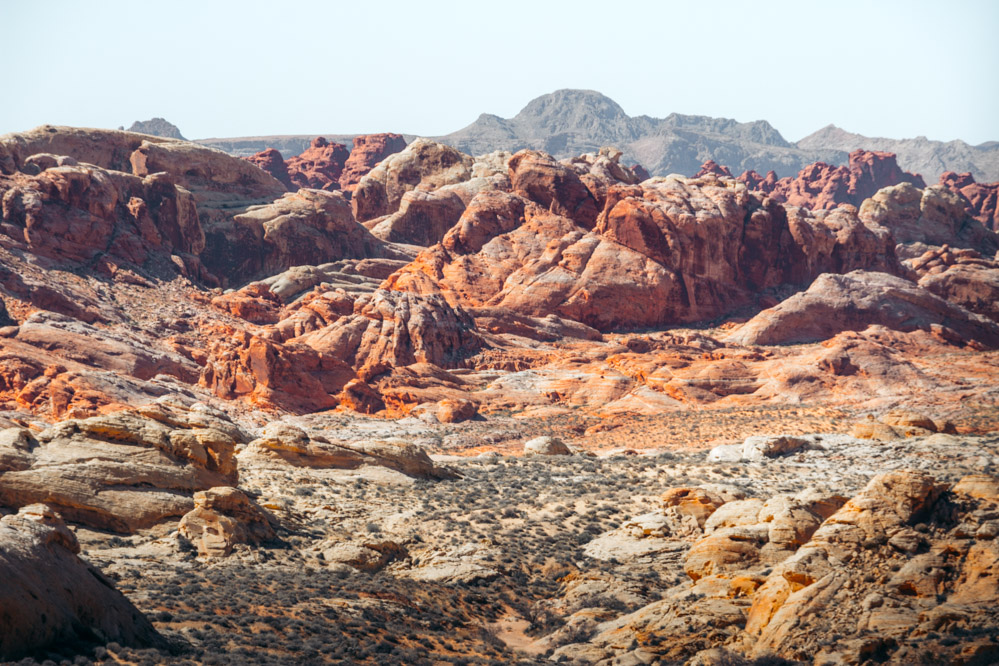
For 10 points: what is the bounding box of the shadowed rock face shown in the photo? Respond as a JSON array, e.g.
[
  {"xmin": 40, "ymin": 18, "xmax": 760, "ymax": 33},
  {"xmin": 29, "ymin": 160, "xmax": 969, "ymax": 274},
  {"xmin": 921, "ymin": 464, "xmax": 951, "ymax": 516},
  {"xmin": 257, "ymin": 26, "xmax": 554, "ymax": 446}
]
[
  {"xmin": 244, "ymin": 147, "xmax": 293, "ymax": 189},
  {"xmin": 727, "ymin": 270, "xmax": 999, "ymax": 349},
  {"xmin": 0, "ymin": 504, "xmax": 167, "ymax": 659}
]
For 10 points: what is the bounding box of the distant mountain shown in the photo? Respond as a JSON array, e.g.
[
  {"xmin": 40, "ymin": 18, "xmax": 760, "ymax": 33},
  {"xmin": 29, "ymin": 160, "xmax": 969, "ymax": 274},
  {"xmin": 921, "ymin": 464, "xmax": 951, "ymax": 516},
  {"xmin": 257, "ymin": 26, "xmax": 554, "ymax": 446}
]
[
  {"xmin": 127, "ymin": 118, "xmax": 185, "ymax": 140},
  {"xmin": 797, "ymin": 125, "xmax": 999, "ymax": 182},
  {"xmin": 191, "ymin": 90, "xmax": 999, "ymax": 182},
  {"xmin": 437, "ymin": 89, "xmax": 846, "ymax": 179}
]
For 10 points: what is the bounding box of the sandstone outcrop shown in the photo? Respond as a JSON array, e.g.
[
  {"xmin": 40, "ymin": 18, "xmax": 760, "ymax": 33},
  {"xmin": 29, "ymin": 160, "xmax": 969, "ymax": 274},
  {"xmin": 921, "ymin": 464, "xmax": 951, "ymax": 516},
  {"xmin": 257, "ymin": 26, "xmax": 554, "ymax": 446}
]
[
  {"xmin": 238, "ymin": 423, "xmax": 451, "ymax": 479},
  {"xmin": 297, "ymin": 290, "xmax": 483, "ymax": 377},
  {"xmin": 1, "ymin": 161, "xmax": 203, "ymax": 266},
  {"xmin": 748, "ymin": 150, "xmax": 926, "ymax": 211},
  {"xmin": 199, "ymin": 328, "xmax": 360, "ymax": 413},
  {"xmin": 243, "ymin": 147, "xmax": 293, "ymax": 189},
  {"xmin": 0, "ymin": 504, "xmax": 166, "ymax": 659},
  {"xmin": 910, "ymin": 245, "xmax": 999, "ymax": 322},
  {"xmin": 859, "ymin": 181, "xmax": 998, "ymax": 254},
  {"xmin": 0, "ymin": 408, "xmax": 241, "ymax": 533},
  {"xmin": 129, "ymin": 138, "xmax": 288, "ymax": 208},
  {"xmin": 744, "ymin": 471, "xmax": 995, "ymax": 662},
  {"xmin": 352, "ymin": 139, "xmax": 474, "ymax": 222},
  {"xmin": 508, "ymin": 149, "xmax": 601, "ymax": 227},
  {"xmin": 204, "ymin": 188, "xmax": 392, "ymax": 284},
  {"xmin": 727, "ymin": 270, "xmax": 999, "ymax": 348},
  {"xmin": 388, "ymin": 172, "xmax": 899, "ymax": 331},
  {"xmin": 285, "ymin": 137, "xmax": 349, "ymax": 191},
  {"xmin": 338, "ymin": 132, "xmax": 407, "ymax": 192},
  {"xmin": 939, "ymin": 171, "xmax": 999, "ymax": 232},
  {"xmin": 368, "ymin": 187, "xmax": 467, "ymax": 245},
  {"xmin": 557, "ymin": 469, "xmax": 999, "ymax": 664},
  {"xmin": 178, "ymin": 486, "xmax": 276, "ymax": 557}
]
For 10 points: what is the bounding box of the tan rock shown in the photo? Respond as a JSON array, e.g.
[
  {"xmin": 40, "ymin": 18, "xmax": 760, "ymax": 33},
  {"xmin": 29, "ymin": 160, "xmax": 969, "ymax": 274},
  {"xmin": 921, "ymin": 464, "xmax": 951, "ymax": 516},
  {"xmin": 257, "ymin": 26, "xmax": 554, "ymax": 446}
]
[
  {"xmin": 0, "ymin": 504, "xmax": 166, "ymax": 659},
  {"xmin": 178, "ymin": 486, "xmax": 276, "ymax": 557}
]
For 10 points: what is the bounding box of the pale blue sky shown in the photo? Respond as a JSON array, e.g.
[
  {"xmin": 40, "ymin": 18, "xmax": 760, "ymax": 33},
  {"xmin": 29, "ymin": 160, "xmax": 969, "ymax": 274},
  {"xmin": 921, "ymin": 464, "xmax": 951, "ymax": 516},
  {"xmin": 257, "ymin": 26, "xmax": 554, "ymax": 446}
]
[{"xmin": 3, "ymin": 0, "xmax": 997, "ymax": 144}]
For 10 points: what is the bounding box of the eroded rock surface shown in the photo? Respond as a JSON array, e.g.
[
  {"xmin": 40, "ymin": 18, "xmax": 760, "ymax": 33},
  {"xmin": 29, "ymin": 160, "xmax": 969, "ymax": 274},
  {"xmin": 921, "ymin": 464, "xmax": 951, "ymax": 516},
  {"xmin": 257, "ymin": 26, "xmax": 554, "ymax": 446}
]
[{"xmin": 0, "ymin": 504, "xmax": 166, "ymax": 659}]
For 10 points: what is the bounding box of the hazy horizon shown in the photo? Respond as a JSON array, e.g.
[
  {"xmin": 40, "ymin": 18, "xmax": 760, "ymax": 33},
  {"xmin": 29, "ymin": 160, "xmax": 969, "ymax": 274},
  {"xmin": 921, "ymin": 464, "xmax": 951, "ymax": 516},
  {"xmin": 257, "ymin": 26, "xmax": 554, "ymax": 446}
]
[{"xmin": 4, "ymin": 0, "xmax": 998, "ymax": 145}]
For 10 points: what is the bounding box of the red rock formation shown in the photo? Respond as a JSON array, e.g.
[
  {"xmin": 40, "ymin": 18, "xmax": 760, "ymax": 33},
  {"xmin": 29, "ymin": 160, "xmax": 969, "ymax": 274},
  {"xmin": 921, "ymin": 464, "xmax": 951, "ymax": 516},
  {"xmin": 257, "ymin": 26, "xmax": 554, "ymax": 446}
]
[
  {"xmin": 939, "ymin": 171, "xmax": 999, "ymax": 232},
  {"xmin": 387, "ymin": 171, "xmax": 898, "ymax": 331},
  {"xmin": 695, "ymin": 160, "xmax": 732, "ymax": 178},
  {"xmin": 629, "ymin": 163, "xmax": 651, "ymax": 182},
  {"xmin": 339, "ymin": 133, "xmax": 407, "ymax": 192},
  {"xmin": 910, "ymin": 245, "xmax": 999, "ymax": 323},
  {"xmin": 737, "ymin": 169, "xmax": 779, "ymax": 195},
  {"xmin": 508, "ymin": 150, "xmax": 600, "ymax": 228},
  {"xmin": 352, "ymin": 139, "xmax": 474, "ymax": 222},
  {"xmin": 727, "ymin": 270, "xmax": 999, "ymax": 349},
  {"xmin": 297, "ymin": 290, "xmax": 483, "ymax": 378},
  {"xmin": 286, "ymin": 137, "xmax": 350, "ymax": 191},
  {"xmin": 732, "ymin": 150, "xmax": 926, "ymax": 211},
  {"xmin": 199, "ymin": 327, "xmax": 362, "ymax": 413},
  {"xmin": 244, "ymin": 148, "xmax": 293, "ymax": 189},
  {"xmin": 1, "ymin": 164, "xmax": 202, "ymax": 266}
]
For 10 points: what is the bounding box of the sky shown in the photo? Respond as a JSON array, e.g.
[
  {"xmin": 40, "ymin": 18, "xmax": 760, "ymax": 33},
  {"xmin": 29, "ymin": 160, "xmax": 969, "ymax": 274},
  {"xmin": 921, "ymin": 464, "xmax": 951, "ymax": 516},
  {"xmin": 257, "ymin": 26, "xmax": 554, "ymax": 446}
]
[{"xmin": 3, "ymin": 0, "xmax": 998, "ymax": 144}]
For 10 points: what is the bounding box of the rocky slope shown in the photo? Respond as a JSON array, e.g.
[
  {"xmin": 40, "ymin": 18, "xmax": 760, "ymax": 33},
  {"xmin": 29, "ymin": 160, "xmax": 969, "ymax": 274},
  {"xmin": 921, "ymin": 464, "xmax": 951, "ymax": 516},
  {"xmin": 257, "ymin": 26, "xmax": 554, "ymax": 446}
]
[{"xmin": 2, "ymin": 122, "xmax": 999, "ymax": 663}]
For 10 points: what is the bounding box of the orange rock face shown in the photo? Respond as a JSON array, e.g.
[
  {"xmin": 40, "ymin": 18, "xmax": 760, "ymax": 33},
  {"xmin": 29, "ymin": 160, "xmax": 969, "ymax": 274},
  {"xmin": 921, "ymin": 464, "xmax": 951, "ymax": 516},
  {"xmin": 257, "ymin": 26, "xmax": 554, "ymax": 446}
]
[
  {"xmin": 339, "ymin": 133, "xmax": 407, "ymax": 192},
  {"xmin": 244, "ymin": 147, "xmax": 293, "ymax": 189},
  {"xmin": 199, "ymin": 328, "xmax": 359, "ymax": 412},
  {"xmin": 733, "ymin": 150, "xmax": 926, "ymax": 211},
  {"xmin": 285, "ymin": 137, "xmax": 350, "ymax": 191},
  {"xmin": 387, "ymin": 167, "xmax": 900, "ymax": 331}
]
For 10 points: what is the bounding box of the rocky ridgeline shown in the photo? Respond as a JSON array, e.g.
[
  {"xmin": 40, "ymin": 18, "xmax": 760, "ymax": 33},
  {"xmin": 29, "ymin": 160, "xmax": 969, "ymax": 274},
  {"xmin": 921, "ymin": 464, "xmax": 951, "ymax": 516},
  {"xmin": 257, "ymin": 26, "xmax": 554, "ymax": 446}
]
[{"xmin": 1, "ymin": 122, "xmax": 999, "ymax": 661}]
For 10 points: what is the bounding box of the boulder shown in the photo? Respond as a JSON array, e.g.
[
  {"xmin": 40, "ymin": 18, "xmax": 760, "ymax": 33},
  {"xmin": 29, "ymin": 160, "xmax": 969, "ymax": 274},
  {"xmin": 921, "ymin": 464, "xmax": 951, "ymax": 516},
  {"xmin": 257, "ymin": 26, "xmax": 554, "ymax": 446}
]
[
  {"xmin": 0, "ymin": 504, "xmax": 166, "ymax": 659},
  {"xmin": 741, "ymin": 435, "xmax": 810, "ymax": 461},
  {"xmin": 244, "ymin": 147, "xmax": 293, "ymax": 189},
  {"xmin": 178, "ymin": 486, "xmax": 276, "ymax": 557},
  {"xmin": 523, "ymin": 436, "xmax": 571, "ymax": 456}
]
